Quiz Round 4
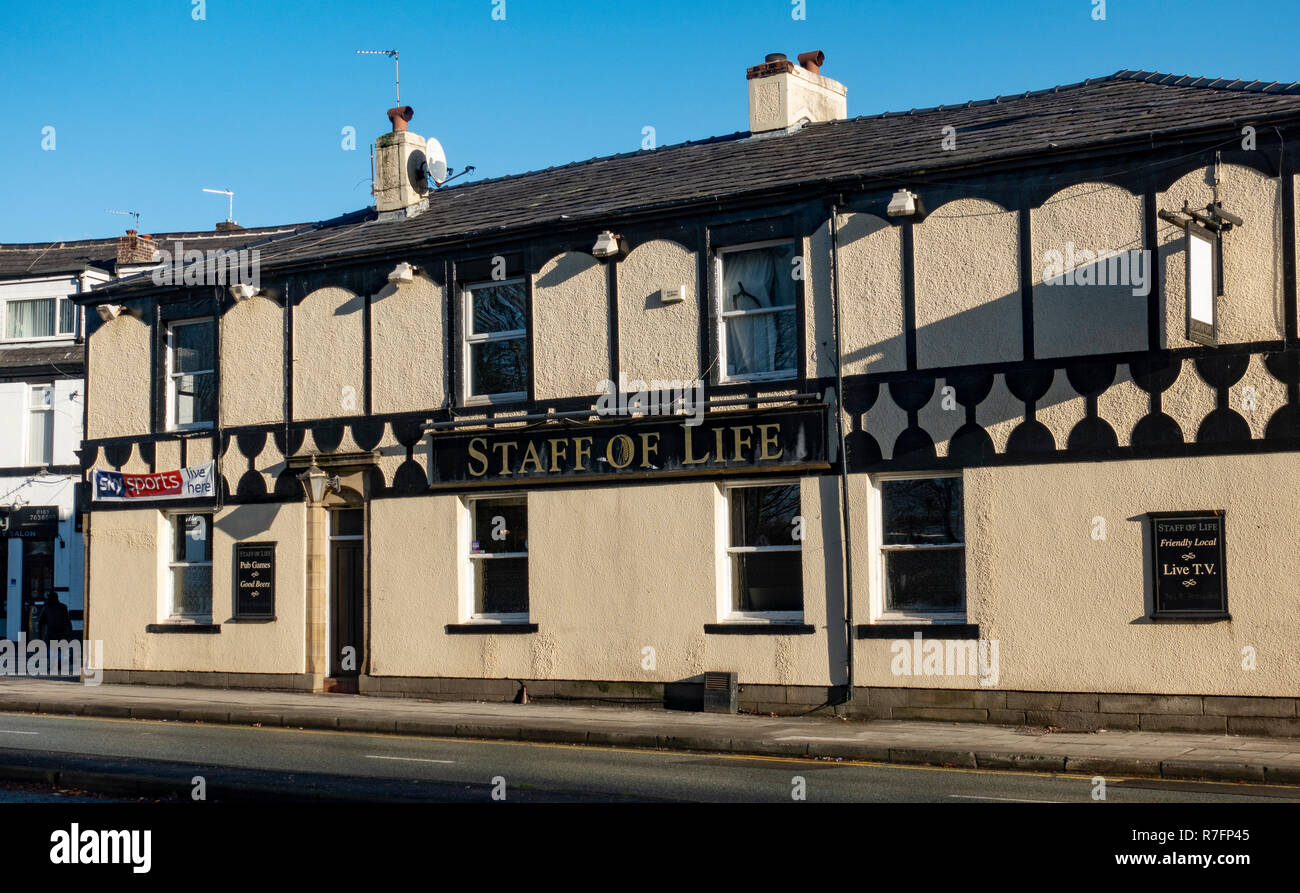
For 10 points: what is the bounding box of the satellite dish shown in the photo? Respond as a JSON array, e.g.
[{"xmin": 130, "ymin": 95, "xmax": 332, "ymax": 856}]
[{"xmin": 426, "ymin": 137, "xmax": 449, "ymax": 185}]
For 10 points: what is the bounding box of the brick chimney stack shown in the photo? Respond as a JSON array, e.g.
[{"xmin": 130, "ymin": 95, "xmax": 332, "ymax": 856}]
[{"xmin": 115, "ymin": 229, "xmax": 157, "ymax": 265}]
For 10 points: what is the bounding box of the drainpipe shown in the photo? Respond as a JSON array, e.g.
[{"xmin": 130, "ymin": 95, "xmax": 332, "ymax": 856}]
[{"xmin": 829, "ymin": 203, "xmax": 856, "ymax": 705}]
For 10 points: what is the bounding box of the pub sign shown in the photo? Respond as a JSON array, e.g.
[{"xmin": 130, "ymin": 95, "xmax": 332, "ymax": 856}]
[
  {"xmin": 234, "ymin": 542, "xmax": 276, "ymax": 619},
  {"xmin": 427, "ymin": 405, "xmax": 829, "ymax": 488},
  {"xmin": 1148, "ymin": 511, "xmax": 1228, "ymax": 617}
]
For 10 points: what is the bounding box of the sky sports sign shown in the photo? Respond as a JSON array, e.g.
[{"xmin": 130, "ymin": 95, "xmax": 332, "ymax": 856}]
[{"xmin": 92, "ymin": 462, "xmax": 216, "ymax": 503}]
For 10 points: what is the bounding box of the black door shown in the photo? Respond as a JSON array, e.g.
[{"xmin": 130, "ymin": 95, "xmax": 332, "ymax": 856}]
[
  {"xmin": 330, "ymin": 540, "xmax": 364, "ymax": 677},
  {"xmin": 21, "ymin": 539, "xmax": 54, "ymax": 636}
]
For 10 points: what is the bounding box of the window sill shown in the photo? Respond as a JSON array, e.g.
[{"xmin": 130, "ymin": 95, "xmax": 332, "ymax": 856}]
[
  {"xmin": 856, "ymin": 623, "xmax": 979, "ymax": 639},
  {"xmin": 445, "ymin": 623, "xmax": 538, "ymax": 635},
  {"xmin": 704, "ymin": 622, "xmax": 814, "ymax": 635},
  {"xmin": 1147, "ymin": 612, "xmax": 1231, "ymax": 622},
  {"xmin": 461, "ymin": 393, "xmax": 527, "ymax": 408},
  {"xmin": 719, "ymin": 371, "xmax": 797, "ymax": 386},
  {"xmin": 146, "ymin": 623, "xmax": 220, "ymax": 634},
  {"xmin": 228, "ymin": 616, "xmax": 276, "ymax": 623}
]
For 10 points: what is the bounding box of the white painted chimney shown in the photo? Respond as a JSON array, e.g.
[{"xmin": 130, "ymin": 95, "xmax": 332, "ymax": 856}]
[
  {"xmin": 373, "ymin": 105, "xmax": 430, "ymax": 221},
  {"xmin": 747, "ymin": 51, "xmax": 847, "ymax": 135}
]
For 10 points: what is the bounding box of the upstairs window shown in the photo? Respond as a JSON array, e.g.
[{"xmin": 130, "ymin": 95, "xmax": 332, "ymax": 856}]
[
  {"xmin": 27, "ymin": 384, "xmax": 53, "ymax": 466},
  {"xmin": 463, "ymin": 280, "xmax": 528, "ymax": 403},
  {"xmin": 166, "ymin": 319, "xmax": 215, "ymax": 430},
  {"xmin": 717, "ymin": 242, "xmax": 799, "ymax": 381},
  {"xmin": 3, "ymin": 296, "xmax": 76, "ymax": 341}
]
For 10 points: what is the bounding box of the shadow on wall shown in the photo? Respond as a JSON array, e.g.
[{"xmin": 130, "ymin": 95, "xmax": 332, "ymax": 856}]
[
  {"xmin": 818, "ymin": 476, "xmax": 847, "ymax": 688},
  {"xmin": 828, "ymin": 242, "xmax": 1206, "ymax": 455},
  {"xmin": 214, "ymin": 505, "xmax": 276, "ymax": 542}
]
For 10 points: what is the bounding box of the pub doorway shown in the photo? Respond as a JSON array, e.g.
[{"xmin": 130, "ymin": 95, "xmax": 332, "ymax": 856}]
[{"xmin": 327, "ymin": 508, "xmax": 364, "ymax": 680}]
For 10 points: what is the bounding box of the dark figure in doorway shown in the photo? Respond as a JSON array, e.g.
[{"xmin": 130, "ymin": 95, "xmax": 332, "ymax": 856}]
[{"xmin": 37, "ymin": 591, "xmax": 73, "ymax": 643}]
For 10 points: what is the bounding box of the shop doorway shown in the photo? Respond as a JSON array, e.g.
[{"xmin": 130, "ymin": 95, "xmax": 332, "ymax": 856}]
[
  {"xmin": 20, "ymin": 538, "xmax": 54, "ymax": 636},
  {"xmin": 327, "ymin": 509, "xmax": 364, "ymax": 678}
]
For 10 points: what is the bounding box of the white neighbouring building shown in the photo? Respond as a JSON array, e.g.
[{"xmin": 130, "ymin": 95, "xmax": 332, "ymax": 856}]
[{"xmin": 0, "ymin": 224, "xmax": 313, "ymax": 641}]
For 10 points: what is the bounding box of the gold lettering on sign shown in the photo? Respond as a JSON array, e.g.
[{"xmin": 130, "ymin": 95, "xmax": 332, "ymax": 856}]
[
  {"xmin": 683, "ymin": 424, "xmax": 710, "ymax": 464},
  {"xmin": 732, "ymin": 425, "xmax": 754, "ymax": 462},
  {"xmin": 573, "ymin": 437, "xmax": 593, "ymax": 471},
  {"xmin": 492, "ymin": 441, "xmax": 518, "ymax": 476},
  {"xmin": 468, "ymin": 437, "xmax": 489, "ymax": 477},
  {"xmin": 638, "ymin": 432, "xmax": 660, "ymax": 468},
  {"xmin": 519, "ymin": 441, "xmax": 544, "ymax": 474},
  {"xmin": 606, "ymin": 434, "xmax": 635, "ymax": 470},
  {"xmin": 548, "ymin": 438, "xmax": 568, "ymax": 473},
  {"xmin": 713, "ymin": 428, "xmax": 727, "ymax": 464},
  {"xmin": 758, "ymin": 424, "xmax": 783, "ymax": 460}
]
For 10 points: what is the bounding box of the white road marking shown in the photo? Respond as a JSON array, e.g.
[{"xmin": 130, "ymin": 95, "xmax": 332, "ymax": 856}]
[
  {"xmin": 365, "ymin": 755, "xmax": 454, "ymax": 764},
  {"xmin": 0, "ymin": 730, "xmax": 40, "ymax": 736},
  {"xmin": 949, "ymin": 794, "xmax": 1064, "ymax": 803}
]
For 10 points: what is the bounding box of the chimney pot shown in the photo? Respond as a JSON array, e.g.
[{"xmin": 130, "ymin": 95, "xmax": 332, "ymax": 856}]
[
  {"xmin": 747, "ymin": 50, "xmax": 846, "ymax": 134},
  {"xmin": 386, "ymin": 105, "xmax": 415, "ymax": 132},
  {"xmin": 797, "ymin": 50, "xmax": 825, "ymax": 74},
  {"xmin": 115, "ymin": 230, "xmax": 157, "ymax": 266}
]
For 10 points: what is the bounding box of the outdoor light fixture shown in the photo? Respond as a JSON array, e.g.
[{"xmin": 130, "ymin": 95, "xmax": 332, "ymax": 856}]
[
  {"xmin": 388, "ymin": 261, "xmax": 416, "ymax": 283},
  {"xmin": 229, "ymin": 283, "xmax": 258, "ymax": 301},
  {"xmin": 297, "ymin": 458, "xmax": 341, "ymax": 505},
  {"xmin": 592, "ymin": 231, "xmax": 623, "ymax": 258},
  {"xmin": 887, "ymin": 189, "xmax": 920, "ymax": 218},
  {"xmin": 96, "ymin": 303, "xmax": 126, "ymax": 321}
]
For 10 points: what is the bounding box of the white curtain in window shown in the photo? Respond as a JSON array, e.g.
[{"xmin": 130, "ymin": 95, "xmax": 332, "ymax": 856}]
[
  {"xmin": 28, "ymin": 409, "xmax": 52, "ymax": 465},
  {"xmin": 5, "ymin": 299, "xmax": 55, "ymax": 339},
  {"xmin": 723, "ymin": 250, "xmax": 778, "ymax": 375}
]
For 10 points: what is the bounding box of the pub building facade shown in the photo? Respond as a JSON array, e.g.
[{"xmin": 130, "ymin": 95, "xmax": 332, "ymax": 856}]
[{"xmin": 78, "ymin": 58, "xmax": 1300, "ymax": 734}]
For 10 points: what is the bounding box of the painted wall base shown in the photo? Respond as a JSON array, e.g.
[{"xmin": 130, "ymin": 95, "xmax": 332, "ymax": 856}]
[{"xmin": 97, "ymin": 670, "xmax": 1300, "ymax": 737}]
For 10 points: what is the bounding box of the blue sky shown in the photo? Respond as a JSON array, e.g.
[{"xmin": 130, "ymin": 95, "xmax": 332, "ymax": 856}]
[{"xmin": 2, "ymin": 0, "xmax": 1298, "ymax": 242}]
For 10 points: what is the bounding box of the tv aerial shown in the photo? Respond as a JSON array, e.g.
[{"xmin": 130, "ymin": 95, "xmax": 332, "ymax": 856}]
[
  {"xmin": 356, "ymin": 49, "xmax": 400, "ymax": 104},
  {"xmin": 106, "ymin": 209, "xmax": 141, "ymax": 229},
  {"xmin": 202, "ymin": 187, "xmax": 235, "ymax": 223}
]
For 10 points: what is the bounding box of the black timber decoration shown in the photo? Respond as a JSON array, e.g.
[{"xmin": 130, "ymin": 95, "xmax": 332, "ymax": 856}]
[
  {"xmin": 273, "ymin": 427, "xmax": 306, "ymax": 457},
  {"xmin": 351, "ymin": 420, "xmax": 385, "ymax": 452},
  {"xmin": 82, "ymin": 345, "xmax": 1300, "ymax": 506},
  {"xmin": 103, "ymin": 443, "xmax": 133, "ymax": 470}
]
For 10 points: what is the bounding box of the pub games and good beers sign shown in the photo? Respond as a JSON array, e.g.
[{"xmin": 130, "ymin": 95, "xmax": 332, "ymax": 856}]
[
  {"xmin": 1149, "ymin": 511, "xmax": 1228, "ymax": 617},
  {"xmin": 234, "ymin": 542, "xmax": 276, "ymax": 619},
  {"xmin": 426, "ymin": 406, "xmax": 829, "ymax": 487}
]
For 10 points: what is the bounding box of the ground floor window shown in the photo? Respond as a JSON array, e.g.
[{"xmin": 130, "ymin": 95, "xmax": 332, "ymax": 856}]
[
  {"xmin": 875, "ymin": 473, "xmax": 965, "ymax": 620},
  {"xmin": 167, "ymin": 512, "xmax": 213, "ymax": 621},
  {"xmin": 466, "ymin": 495, "xmax": 528, "ymax": 621},
  {"xmin": 723, "ymin": 481, "xmax": 803, "ymax": 620}
]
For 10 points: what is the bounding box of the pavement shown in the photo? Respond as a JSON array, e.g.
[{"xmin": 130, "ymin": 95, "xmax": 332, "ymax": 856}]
[{"xmin": 0, "ymin": 677, "xmax": 1298, "ymax": 786}]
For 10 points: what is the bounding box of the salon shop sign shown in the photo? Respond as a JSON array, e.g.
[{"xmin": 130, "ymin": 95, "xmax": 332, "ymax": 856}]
[{"xmin": 92, "ymin": 462, "xmax": 215, "ymax": 502}]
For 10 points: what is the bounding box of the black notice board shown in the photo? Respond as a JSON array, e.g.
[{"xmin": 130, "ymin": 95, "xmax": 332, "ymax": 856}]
[
  {"xmin": 234, "ymin": 542, "xmax": 276, "ymax": 619},
  {"xmin": 1149, "ymin": 512, "xmax": 1228, "ymax": 617}
]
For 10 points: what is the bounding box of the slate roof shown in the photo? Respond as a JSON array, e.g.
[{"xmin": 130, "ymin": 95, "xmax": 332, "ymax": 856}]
[
  {"xmin": 86, "ymin": 69, "xmax": 1300, "ymax": 291},
  {"xmin": 0, "ymin": 222, "xmax": 330, "ymax": 280},
  {"xmin": 0, "ymin": 341, "xmax": 83, "ymax": 375}
]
